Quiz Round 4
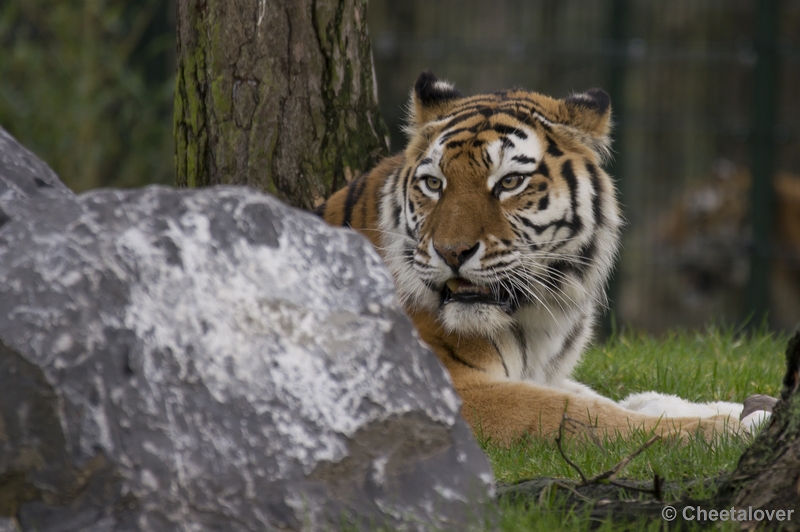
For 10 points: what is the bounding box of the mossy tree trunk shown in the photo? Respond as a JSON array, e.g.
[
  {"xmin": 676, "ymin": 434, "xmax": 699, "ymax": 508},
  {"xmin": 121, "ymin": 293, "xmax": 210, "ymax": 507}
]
[
  {"xmin": 174, "ymin": 0, "xmax": 389, "ymax": 209},
  {"xmin": 714, "ymin": 332, "xmax": 800, "ymax": 527}
]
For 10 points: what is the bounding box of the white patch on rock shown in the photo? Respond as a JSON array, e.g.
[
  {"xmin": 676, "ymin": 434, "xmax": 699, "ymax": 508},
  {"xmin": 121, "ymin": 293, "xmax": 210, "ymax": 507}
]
[{"xmin": 140, "ymin": 469, "xmax": 160, "ymax": 491}]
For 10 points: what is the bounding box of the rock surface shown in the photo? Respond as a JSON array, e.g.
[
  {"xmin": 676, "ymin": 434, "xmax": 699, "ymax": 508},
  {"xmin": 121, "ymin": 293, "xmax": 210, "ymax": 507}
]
[{"xmin": 0, "ymin": 127, "xmax": 494, "ymax": 531}]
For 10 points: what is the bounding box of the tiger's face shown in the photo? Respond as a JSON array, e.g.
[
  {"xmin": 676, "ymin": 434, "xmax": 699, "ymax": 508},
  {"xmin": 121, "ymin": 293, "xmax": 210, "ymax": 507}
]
[{"xmin": 380, "ymin": 72, "xmax": 621, "ymax": 337}]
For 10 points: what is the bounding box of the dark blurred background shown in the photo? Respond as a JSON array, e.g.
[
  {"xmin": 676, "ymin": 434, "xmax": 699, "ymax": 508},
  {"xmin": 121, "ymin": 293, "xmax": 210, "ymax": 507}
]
[
  {"xmin": 0, "ymin": 1, "xmax": 175, "ymax": 191},
  {"xmin": 1, "ymin": 0, "xmax": 798, "ymax": 333}
]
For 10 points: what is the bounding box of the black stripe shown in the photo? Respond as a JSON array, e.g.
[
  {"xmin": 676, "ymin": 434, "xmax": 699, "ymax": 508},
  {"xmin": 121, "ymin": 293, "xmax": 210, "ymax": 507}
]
[
  {"xmin": 487, "ymin": 259, "xmax": 516, "ymax": 270},
  {"xmin": 514, "ymin": 325, "xmax": 528, "ymax": 374},
  {"xmin": 450, "ymin": 97, "xmax": 502, "ymax": 113},
  {"xmin": 561, "ymin": 160, "xmax": 583, "ymax": 234},
  {"xmin": 500, "ymin": 109, "xmax": 541, "ymax": 130},
  {"xmin": 438, "ymin": 128, "xmax": 468, "ymax": 144},
  {"xmin": 361, "ymin": 179, "xmax": 369, "ymax": 226},
  {"xmin": 386, "ymin": 170, "xmax": 402, "ymax": 231},
  {"xmin": 441, "ymin": 112, "xmax": 484, "ymax": 132},
  {"xmin": 342, "ymin": 173, "xmax": 368, "ymax": 227},
  {"xmin": 405, "ymin": 217, "xmax": 415, "ymax": 241},
  {"xmin": 518, "ymin": 215, "xmax": 550, "ymax": 235},
  {"xmin": 547, "ymin": 319, "xmax": 585, "ymax": 378},
  {"xmin": 468, "ymin": 149, "xmax": 485, "ymax": 167},
  {"xmin": 576, "ymin": 237, "xmax": 597, "ymax": 276},
  {"xmin": 442, "ymin": 344, "xmax": 480, "ymax": 371},
  {"xmin": 401, "ymin": 167, "xmax": 413, "ymax": 233},
  {"xmin": 586, "ymin": 162, "xmax": 604, "ymax": 227},
  {"xmin": 392, "ymin": 202, "xmax": 402, "ymax": 229},
  {"xmin": 447, "ymin": 100, "xmax": 506, "ymax": 118},
  {"xmin": 313, "ymin": 202, "xmax": 327, "ymax": 219},
  {"xmin": 545, "ymin": 262, "xmax": 569, "ymax": 291},
  {"xmin": 493, "ymin": 124, "xmax": 528, "ymax": 138},
  {"xmin": 489, "ymin": 339, "xmax": 510, "ymax": 377},
  {"xmin": 441, "ymin": 108, "xmax": 534, "ymax": 135},
  {"xmin": 481, "ymin": 250, "xmax": 504, "ymax": 261},
  {"xmin": 438, "ymin": 108, "xmax": 544, "ymax": 141},
  {"xmin": 537, "ymin": 195, "xmax": 549, "ymax": 211},
  {"xmin": 546, "ymin": 136, "xmax": 563, "ymax": 157},
  {"xmin": 446, "ymin": 139, "xmax": 467, "ymax": 150},
  {"xmin": 536, "ymin": 160, "xmax": 550, "ymax": 179},
  {"xmin": 512, "ymin": 155, "xmax": 537, "ymax": 165},
  {"xmin": 402, "ymin": 167, "xmax": 413, "ymax": 191}
]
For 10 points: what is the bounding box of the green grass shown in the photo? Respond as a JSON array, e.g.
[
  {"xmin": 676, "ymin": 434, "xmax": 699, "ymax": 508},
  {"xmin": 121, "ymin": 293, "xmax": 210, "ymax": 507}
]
[{"xmin": 482, "ymin": 326, "xmax": 789, "ymax": 531}]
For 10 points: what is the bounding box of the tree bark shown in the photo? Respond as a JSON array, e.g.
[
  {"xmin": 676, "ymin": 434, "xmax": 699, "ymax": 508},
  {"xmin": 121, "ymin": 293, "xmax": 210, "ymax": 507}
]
[
  {"xmin": 174, "ymin": 0, "xmax": 389, "ymax": 209},
  {"xmin": 713, "ymin": 331, "xmax": 800, "ymax": 528}
]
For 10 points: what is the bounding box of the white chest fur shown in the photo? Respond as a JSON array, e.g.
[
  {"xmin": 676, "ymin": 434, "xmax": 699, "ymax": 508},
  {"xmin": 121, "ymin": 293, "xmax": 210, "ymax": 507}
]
[{"xmin": 492, "ymin": 302, "xmax": 594, "ymax": 386}]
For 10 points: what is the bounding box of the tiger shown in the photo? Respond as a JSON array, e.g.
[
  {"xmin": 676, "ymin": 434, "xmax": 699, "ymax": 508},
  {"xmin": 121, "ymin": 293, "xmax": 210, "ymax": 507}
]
[
  {"xmin": 316, "ymin": 71, "xmax": 769, "ymax": 445},
  {"xmin": 657, "ymin": 160, "xmax": 800, "ymax": 330}
]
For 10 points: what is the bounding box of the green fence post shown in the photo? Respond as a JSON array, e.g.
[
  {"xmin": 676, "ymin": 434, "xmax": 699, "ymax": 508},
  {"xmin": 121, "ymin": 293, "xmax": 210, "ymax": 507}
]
[
  {"xmin": 746, "ymin": 0, "xmax": 780, "ymax": 327},
  {"xmin": 601, "ymin": 0, "xmax": 629, "ymax": 337}
]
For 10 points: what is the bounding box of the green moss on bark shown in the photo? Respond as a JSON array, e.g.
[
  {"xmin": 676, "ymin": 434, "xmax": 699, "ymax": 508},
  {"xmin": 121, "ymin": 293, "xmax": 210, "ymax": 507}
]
[{"xmin": 174, "ymin": 0, "xmax": 388, "ymax": 208}]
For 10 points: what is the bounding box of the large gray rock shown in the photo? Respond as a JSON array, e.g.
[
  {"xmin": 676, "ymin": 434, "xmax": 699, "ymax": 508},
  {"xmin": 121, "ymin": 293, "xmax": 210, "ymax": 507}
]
[
  {"xmin": 0, "ymin": 127, "xmax": 494, "ymax": 531},
  {"xmin": 0, "ymin": 127, "xmax": 72, "ymax": 200}
]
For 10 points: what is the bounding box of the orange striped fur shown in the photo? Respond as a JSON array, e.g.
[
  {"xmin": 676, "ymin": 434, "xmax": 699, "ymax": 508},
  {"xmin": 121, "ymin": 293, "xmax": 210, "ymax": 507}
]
[{"xmin": 317, "ymin": 72, "xmax": 743, "ymax": 445}]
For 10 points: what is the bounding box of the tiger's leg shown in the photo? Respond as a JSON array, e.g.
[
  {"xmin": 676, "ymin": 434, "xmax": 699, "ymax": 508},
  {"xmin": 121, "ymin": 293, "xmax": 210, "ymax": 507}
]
[
  {"xmin": 454, "ymin": 372, "xmax": 740, "ymax": 446},
  {"xmin": 554, "ymin": 380, "xmax": 770, "ymax": 435},
  {"xmin": 619, "ymin": 391, "xmax": 771, "ymax": 434}
]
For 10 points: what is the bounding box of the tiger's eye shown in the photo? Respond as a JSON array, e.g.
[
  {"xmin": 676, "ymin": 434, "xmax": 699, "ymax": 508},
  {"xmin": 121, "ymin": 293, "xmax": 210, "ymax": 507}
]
[
  {"xmin": 500, "ymin": 175, "xmax": 523, "ymax": 190},
  {"xmin": 425, "ymin": 176, "xmax": 442, "ymax": 191}
]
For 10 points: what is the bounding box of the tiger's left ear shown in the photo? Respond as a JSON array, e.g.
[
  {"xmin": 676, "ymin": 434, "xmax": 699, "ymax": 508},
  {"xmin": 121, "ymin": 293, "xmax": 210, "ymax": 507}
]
[
  {"xmin": 561, "ymin": 89, "xmax": 612, "ymax": 160},
  {"xmin": 407, "ymin": 71, "xmax": 463, "ymax": 130}
]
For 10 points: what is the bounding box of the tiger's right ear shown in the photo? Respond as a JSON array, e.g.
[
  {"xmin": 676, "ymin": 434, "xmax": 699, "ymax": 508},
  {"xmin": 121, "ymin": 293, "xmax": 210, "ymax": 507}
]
[
  {"xmin": 407, "ymin": 71, "xmax": 463, "ymax": 130},
  {"xmin": 559, "ymin": 89, "xmax": 613, "ymax": 161}
]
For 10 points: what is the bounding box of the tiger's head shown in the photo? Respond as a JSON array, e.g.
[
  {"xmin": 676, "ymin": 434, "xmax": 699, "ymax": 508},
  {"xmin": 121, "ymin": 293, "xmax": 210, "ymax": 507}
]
[{"xmin": 379, "ymin": 72, "xmax": 622, "ymax": 337}]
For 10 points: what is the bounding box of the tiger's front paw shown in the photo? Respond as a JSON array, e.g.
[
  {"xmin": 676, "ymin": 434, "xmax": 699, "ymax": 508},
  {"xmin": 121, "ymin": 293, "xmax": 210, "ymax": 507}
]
[{"xmin": 739, "ymin": 394, "xmax": 778, "ymax": 433}]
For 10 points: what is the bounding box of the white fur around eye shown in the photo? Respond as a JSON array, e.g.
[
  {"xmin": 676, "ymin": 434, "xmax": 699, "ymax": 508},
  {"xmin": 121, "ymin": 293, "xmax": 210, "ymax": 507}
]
[{"xmin": 485, "ymin": 128, "xmax": 542, "ymax": 197}]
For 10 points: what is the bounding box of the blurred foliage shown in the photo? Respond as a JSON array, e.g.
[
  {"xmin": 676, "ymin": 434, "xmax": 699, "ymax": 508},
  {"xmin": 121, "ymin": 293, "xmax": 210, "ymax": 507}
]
[{"xmin": 0, "ymin": 0, "xmax": 175, "ymax": 192}]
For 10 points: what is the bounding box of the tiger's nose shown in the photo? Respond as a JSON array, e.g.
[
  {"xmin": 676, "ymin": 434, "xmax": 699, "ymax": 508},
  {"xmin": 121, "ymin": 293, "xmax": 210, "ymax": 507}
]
[{"xmin": 434, "ymin": 242, "xmax": 480, "ymax": 270}]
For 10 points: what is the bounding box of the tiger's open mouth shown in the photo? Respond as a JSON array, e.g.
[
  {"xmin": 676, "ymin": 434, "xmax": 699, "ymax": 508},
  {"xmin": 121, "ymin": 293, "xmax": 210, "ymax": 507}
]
[{"xmin": 442, "ymin": 278, "xmax": 512, "ymax": 309}]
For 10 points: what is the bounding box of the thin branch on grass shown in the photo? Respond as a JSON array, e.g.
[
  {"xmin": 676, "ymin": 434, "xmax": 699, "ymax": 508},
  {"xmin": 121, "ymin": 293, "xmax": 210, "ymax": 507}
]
[
  {"xmin": 603, "ymin": 474, "xmax": 665, "ymax": 499},
  {"xmin": 588, "ymin": 434, "xmax": 661, "ymax": 483},
  {"xmin": 555, "ymin": 414, "xmax": 665, "ymax": 500},
  {"xmin": 555, "ymin": 413, "xmax": 588, "ymax": 484}
]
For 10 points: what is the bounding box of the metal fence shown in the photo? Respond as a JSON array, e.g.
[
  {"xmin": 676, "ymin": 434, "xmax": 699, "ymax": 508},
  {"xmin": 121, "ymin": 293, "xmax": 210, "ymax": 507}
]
[{"xmin": 369, "ymin": 0, "xmax": 800, "ymax": 333}]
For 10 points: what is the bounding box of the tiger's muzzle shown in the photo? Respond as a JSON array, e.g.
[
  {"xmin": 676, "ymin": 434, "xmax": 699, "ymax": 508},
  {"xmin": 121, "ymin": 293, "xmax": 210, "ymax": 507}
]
[{"xmin": 442, "ymin": 278, "xmax": 513, "ymax": 311}]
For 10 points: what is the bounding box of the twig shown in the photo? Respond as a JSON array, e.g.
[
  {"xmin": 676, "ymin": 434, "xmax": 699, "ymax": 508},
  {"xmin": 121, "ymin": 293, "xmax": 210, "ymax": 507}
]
[
  {"xmin": 604, "ymin": 474, "xmax": 664, "ymax": 498},
  {"xmin": 553, "ymin": 480, "xmax": 595, "ymax": 503},
  {"xmin": 555, "ymin": 413, "xmax": 588, "ymax": 484},
  {"xmin": 588, "ymin": 434, "xmax": 661, "ymax": 483},
  {"xmin": 654, "ymin": 473, "xmax": 663, "ymax": 500}
]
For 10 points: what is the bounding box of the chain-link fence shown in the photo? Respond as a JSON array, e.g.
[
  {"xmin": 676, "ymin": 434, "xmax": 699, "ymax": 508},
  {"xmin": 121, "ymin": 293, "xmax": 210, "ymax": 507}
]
[{"xmin": 369, "ymin": 0, "xmax": 800, "ymax": 333}]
